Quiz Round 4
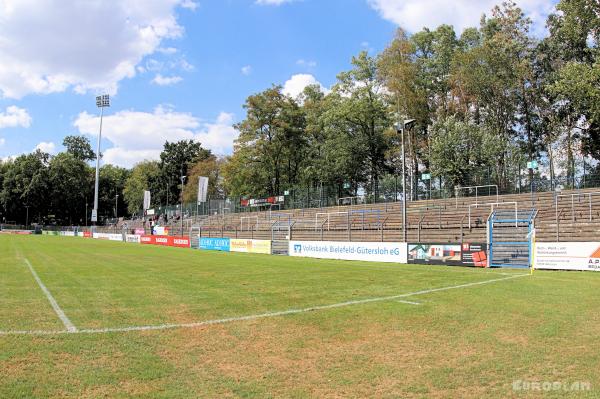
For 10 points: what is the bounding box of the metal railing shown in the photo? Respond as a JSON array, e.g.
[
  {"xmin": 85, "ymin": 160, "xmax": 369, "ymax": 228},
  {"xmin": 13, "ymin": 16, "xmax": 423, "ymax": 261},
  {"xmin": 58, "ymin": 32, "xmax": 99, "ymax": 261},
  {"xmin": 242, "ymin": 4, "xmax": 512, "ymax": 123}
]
[
  {"xmin": 455, "ymin": 185, "xmax": 499, "ymax": 208},
  {"xmin": 469, "ymin": 201, "xmax": 518, "ymax": 229},
  {"xmin": 554, "ymin": 191, "xmax": 600, "ymax": 223}
]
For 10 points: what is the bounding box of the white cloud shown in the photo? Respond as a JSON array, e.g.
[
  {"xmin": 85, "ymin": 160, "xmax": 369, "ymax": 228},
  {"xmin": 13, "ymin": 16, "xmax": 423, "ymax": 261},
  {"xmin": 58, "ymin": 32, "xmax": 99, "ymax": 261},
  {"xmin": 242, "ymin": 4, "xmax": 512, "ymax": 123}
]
[
  {"xmin": 195, "ymin": 112, "xmax": 238, "ymax": 156},
  {"xmin": 35, "ymin": 141, "xmax": 56, "ymax": 154},
  {"xmin": 157, "ymin": 47, "xmax": 178, "ymax": 55},
  {"xmin": 255, "ymin": 0, "xmax": 296, "ymax": 5},
  {"xmin": 180, "ymin": 0, "xmax": 198, "ymax": 10},
  {"xmin": 74, "ymin": 106, "xmax": 237, "ymax": 167},
  {"xmin": 151, "ymin": 74, "xmax": 183, "ymax": 86},
  {"xmin": 241, "ymin": 65, "xmax": 253, "ymax": 76},
  {"xmin": 283, "ymin": 74, "xmax": 329, "ymax": 99},
  {"xmin": 0, "ymin": 138, "xmax": 5, "ymax": 146},
  {"xmin": 0, "ymin": 106, "xmax": 31, "ymax": 129},
  {"xmin": 0, "ymin": 0, "xmax": 193, "ymax": 99},
  {"xmin": 296, "ymin": 59, "xmax": 317, "ymax": 68},
  {"xmin": 367, "ymin": 0, "xmax": 555, "ymax": 35},
  {"xmin": 1, "ymin": 155, "xmax": 17, "ymax": 163}
]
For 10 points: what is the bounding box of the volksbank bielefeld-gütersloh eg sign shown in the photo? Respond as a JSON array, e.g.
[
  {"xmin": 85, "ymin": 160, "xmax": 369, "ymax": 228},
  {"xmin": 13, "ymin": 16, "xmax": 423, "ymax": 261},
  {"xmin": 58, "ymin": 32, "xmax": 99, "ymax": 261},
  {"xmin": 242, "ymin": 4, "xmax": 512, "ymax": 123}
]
[{"xmin": 289, "ymin": 241, "xmax": 407, "ymax": 263}]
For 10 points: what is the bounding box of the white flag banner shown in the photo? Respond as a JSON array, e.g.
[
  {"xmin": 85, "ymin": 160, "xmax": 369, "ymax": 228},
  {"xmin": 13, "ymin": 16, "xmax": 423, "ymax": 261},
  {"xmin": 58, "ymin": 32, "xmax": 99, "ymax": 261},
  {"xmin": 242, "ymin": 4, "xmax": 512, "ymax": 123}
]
[
  {"xmin": 197, "ymin": 176, "xmax": 209, "ymax": 204},
  {"xmin": 143, "ymin": 190, "xmax": 151, "ymax": 211}
]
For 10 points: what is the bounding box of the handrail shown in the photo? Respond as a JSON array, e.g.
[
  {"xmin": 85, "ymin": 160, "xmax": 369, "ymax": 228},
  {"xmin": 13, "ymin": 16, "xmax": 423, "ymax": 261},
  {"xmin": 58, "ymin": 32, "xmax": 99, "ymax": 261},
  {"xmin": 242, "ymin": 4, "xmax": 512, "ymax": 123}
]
[
  {"xmin": 460, "ymin": 213, "xmax": 468, "ymax": 244},
  {"xmin": 379, "ymin": 216, "xmax": 388, "ymax": 242},
  {"xmin": 455, "ymin": 185, "xmax": 499, "ymax": 208},
  {"xmin": 554, "ymin": 191, "xmax": 600, "ymax": 223},
  {"xmin": 240, "ymin": 216, "xmax": 259, "ymax": 231},
  {"xmin": 315, "ymin": 211, "xmax": 348, "ymax": 231},
  {"xmin": 556, "ymin": 209, "xmax": 564, "ymax": 242},
  {"xmin": 469, "ymin": 201, "xmax": 517, "ymax": 229},
  {"xmin": 417, "ymin": 213, "xmax": 426, "ymax": 242}
]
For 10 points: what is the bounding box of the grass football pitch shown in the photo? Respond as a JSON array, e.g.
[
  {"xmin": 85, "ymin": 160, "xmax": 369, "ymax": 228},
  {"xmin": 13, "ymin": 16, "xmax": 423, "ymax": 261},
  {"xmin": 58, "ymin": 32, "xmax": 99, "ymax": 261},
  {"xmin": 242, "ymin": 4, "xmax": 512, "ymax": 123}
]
[{"xmin": 1, "ymin": 235, "xmax": 599, "ymax": 398}]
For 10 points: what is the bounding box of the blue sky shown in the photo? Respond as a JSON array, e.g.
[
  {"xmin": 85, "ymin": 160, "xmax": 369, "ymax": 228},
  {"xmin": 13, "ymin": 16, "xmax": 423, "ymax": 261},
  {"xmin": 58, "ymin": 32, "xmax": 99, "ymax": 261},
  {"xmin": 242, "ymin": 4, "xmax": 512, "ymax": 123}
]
[{"xmin": 0, "ymin": 0, "xmax": 557, "ymax": 167}]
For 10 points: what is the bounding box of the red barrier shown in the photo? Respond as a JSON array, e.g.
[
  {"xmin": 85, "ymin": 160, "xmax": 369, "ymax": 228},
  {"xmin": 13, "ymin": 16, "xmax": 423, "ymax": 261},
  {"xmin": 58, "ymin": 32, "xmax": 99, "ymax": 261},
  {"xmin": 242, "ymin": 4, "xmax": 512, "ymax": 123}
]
[
  {"xmin": 83, "ymin": 231, "xmax": 92, "ymax": 238},
  {"xmin": 140, "ymin": 235, "xmax": 190, "ymax": 248},
  {"xmin": 171, "ymin": 237, "xmax": 190, "ymax": 248},
  {"xmin": 141, "ymin": 235, "xmax": 155, "ymax": 244},
  {"xmin": 154, "ymin": 236, "xmax": 170, "ymax": 246}
]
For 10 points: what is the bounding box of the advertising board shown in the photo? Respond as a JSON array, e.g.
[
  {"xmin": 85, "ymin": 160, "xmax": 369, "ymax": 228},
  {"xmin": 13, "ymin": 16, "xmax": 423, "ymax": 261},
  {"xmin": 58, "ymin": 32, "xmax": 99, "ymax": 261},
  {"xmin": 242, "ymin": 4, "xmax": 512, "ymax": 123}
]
[
  {"xmin": 93, "ymin": 233, "xmax": 123, "ymax": 241},
  {"xmin": 140, "ymin": 235, "xmax": 190, "ymax": 248},
  {"xmin": 230, "ymin": 239, "xmax": 271, "ymax": 254},
  {"xmin": 140, "ymin": 235, "xmax": 154, "ymax": 244},
  {"xmin": 171, "ymin": 236, "xmax": 191, "ymax": 248},
  {"xmin": 535, "ymin": 242, "xmax": 600, "ymax": 271},
  {"xmin": 126, "ymin": 234, "xmax": 141, "ymax": 243},
  {"xmin": 240, "ymin": 196, "xmax": 285, "ymax": 207},
  {"xmin": 289, "ymin": 241, "xmax": 407, "ymax": 263},
  {"xmin": 407, "ymin": 243, "xmax": 488, "ymax": 267},
  {"xmin": 199, "ymin": 237, "xmax": 231, "ymax": 252}
]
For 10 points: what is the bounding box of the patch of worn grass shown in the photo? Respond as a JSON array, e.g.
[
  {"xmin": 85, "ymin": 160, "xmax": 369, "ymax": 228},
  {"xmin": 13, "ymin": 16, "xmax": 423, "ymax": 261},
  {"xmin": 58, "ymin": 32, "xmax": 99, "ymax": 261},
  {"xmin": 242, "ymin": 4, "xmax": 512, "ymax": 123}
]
[{"xmin": 1, "ymin": 235, "xmax": 599, "ymax": 398}]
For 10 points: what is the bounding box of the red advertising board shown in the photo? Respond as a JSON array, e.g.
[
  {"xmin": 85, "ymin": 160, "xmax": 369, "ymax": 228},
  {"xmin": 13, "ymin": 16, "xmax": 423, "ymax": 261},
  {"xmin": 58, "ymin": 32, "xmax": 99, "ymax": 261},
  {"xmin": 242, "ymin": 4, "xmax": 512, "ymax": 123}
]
[
  {"xmin": 171, "ymin": 237, "xmax": 190, "ymax": 248},
  {"xmin": 140, "ymin": 235, "xmax": 190, "ymax": 248},
  {"xmin": 140, "ymin": 235, "xmax": 155, "ymax": 244},
  {"xmin": 83, "ymin": 231, "xmax": 92, "ymax": 238},
  {"xmin": 154, "ymin": 236, "xmax": 170, "ymax": 246}
]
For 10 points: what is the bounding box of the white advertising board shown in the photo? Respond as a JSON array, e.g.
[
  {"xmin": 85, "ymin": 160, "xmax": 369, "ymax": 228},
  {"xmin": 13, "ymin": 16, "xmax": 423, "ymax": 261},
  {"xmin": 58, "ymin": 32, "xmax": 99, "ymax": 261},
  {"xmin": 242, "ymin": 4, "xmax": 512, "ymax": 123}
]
[
  {"xmin": 535, "ymin": 242, "xmax": 600, "ymax": 271},
  {"xmin": 289, "ymin": 241, "xmax": 407, "ymax": 263},
  {"xmin": 93, "ymin": 233, "xmax": 124, "ymax": 242},
  {"xmin": 126, "ymin": 234, "xmax": 141, "ymax": 243}
]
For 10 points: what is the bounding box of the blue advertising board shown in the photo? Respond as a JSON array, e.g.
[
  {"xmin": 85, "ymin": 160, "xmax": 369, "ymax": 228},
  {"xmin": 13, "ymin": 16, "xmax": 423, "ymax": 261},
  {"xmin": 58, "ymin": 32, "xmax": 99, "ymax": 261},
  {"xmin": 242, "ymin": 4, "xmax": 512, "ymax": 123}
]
[{"xmin": 200, "ymin": 237, "xmax": 230, "ymax": 252}]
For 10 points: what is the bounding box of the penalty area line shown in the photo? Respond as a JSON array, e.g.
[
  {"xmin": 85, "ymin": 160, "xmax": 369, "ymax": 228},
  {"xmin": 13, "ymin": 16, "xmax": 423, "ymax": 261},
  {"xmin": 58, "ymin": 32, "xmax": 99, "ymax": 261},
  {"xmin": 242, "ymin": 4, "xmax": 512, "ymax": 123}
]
[{"xmin": 0, "ymin": 274, "xmax": 527, "ymax": 336}]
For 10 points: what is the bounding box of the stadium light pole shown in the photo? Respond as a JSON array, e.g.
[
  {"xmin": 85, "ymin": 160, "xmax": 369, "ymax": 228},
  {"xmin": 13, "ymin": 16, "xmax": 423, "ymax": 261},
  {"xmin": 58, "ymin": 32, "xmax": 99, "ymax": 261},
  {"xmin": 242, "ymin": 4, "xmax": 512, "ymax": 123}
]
[
  {"xmin": 397, "ymin": 119, "xmax": 415, "ymax": 242},
  {"xmin": 180, "ymin": 174, "xmax": 186, "ymax": 235},
  {"xmin": 93, "ymin": 94, "xmax": 110, "ymax": 226}
]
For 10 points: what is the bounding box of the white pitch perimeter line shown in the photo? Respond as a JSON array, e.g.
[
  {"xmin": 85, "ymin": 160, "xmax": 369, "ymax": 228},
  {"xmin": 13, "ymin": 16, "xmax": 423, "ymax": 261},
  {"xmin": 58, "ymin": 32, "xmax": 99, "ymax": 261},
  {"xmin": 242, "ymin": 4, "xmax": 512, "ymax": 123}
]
[
  {"xmin": 22, "ymin": 258, "xmax": 78, "ymax": 333},
  {"xmin": 0, "ymin": 274, "xmax": 527, "ymax": 336},
  {"xmin": 397, "ymin": 300, "xmax": 421, "ymax": 305}
]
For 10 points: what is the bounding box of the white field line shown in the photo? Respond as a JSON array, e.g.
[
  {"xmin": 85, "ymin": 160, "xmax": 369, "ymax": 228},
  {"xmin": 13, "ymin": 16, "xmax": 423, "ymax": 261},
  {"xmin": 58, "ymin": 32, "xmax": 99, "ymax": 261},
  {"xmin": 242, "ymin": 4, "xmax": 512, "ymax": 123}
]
[
  {"xmin": 23, "ymin": 258, "xmax": 78, "ymax": 332},
  {"xmin": 396, "ymin": 300, "xmax": 421, "ymax": 305},
  {"xmin": 0, "ymin": 274, "xmax": 527, "ymax": 336}
]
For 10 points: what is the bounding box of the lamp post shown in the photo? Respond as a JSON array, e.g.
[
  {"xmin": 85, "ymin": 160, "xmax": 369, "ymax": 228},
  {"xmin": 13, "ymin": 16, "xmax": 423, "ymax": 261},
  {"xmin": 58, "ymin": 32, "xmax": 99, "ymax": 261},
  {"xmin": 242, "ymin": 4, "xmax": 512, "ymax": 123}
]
[
  {"xmin": 92, "ymin": 94, "xmax": 110, "ymax": 226},
  {"xmin": 115, "ymin": 194, "xmax": 119, "ymax": 218},
  {"xmin": 180, "ymin": 174, "xmax": 186, "ymax": 235},
  {"xmin": 396, "ymin": 119, "xmax": 415, "ymax": 242},
  {"xmin": 25, "ymin": 205, "xmax": 30, "ymax": 227}
]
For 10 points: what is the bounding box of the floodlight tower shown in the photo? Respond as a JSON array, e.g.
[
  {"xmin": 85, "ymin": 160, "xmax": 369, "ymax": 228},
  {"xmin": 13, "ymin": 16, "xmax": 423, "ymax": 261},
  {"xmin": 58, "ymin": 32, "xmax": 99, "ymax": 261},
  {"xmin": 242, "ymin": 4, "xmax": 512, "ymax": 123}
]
[
  {"xmin": 396, "ymin": 119, "xmax": 416, "ymax": 242},
  {"xmin": 180, "ymin": 173, "xmax": 186, "ymax": 235},
  {"xmin": 92, "ymin": 94, "xmax": 110, "ymax": 225}
]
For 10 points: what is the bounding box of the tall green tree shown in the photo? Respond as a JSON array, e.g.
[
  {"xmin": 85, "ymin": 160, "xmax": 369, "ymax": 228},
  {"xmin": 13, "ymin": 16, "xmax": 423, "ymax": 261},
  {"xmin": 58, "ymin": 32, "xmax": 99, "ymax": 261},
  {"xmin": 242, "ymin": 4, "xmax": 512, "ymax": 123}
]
[
  {"xmin": 123, "ymin": 161, "xmax": 162, "ymax": 215},
  {"xmin": 159, "ymin": 140, "xmax": 212, "ymax": 206},
  {"xmin": 0, "ymin": 151, "xmax": 49, "ymax": 224},
  {"xmin": 98, "ymin": 165, "xmax": 129, "ymax": 220},
  {"xmin": 47, "ymin": 153, "xmax": 90, "ymax": 225},
  {"xmin": 63, "ymin": 135, "xmax": 96, "ymax": 161},
  {"xmin": 226, "ymin": 86, "xmax": 306, "ymax": 197},
  {"xmin": 326, "ymin": 51, "xmax": 391, "ymax": 198}
]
